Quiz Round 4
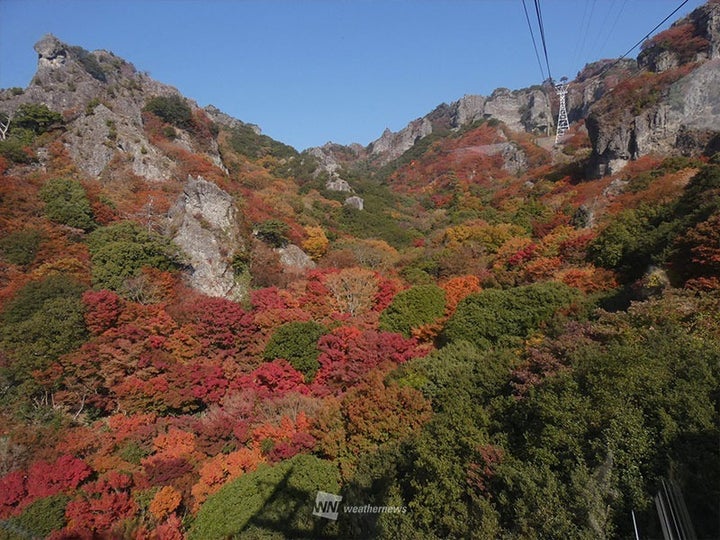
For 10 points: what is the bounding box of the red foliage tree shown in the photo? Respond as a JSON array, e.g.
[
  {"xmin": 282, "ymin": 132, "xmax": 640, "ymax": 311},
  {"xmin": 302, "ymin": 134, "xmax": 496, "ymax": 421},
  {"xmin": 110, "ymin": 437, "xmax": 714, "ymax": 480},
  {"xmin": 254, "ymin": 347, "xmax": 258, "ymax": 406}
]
[
  {"xmin": 26, "ymin": 455, "xmax": 93, "ymax": 499},
  {"xmin": 675, "ymin": 213, "xmax": 720, "ymax": 289},
  {"xmin": 0, "ymin": 455, "xmax": 92, "ymax": 518},
  {"xmin": 374, "ymin": 276, "xmax": 402, "ymax": 312},
  {"xmin": 186, "ymin": 297, "xmax": 256, "ymax": 354},
  {"xmin": 152, "ymin": 514, "xmax": 185, "ymax": 540},
  {"xmin": 236, "ymin": 359, "xmax": 309, "ymax": 397},
  {"xmin": 312, "ymin": 327, "xmax": 423, "ymax": 395},
  {"xmin": 82, "ymin": 289, "xmax": 123, "ymax": 335},
  {"xmin": 65, "ymin": 473, "xmax": 137, "ymax": 534},
  {"xmin": 251, "ymin": 286, "xmax": 292, "ymax": 311},
  {"xmin": 0, "ymin": 470, "xmax": 26, "ymax": 518}
]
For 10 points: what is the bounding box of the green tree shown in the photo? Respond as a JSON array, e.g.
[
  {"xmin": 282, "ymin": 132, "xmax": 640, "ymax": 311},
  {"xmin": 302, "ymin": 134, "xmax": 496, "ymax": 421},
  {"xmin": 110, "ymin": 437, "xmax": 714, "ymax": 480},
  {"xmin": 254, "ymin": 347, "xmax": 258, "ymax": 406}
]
[
  {"xmin": 0, "ymin": 274, "xmax": 87, "ymax": 404},
  {"xmin": 255, "ymin": 219, "xmax": 290, "ymax": 248},
  {"xmin": 379, "ymin": 284, "xmax": 446, "ymax": 338},
  {"xmin": 492, "ymin": 293, "xmax": 720, "ymax": 538},
  {"xmin": 143, "ymin": 95, "xmax": 193, "ymax": 130},
  {"xmin": 0, "ymin": 127, "xmax": 35, "ymax": 163},
  {"xmin": 87, "ymin": 221, "xmax": 179, "ymax": 291},
  {"xmin": 40, "ymin": 178, "xmax": 97, "ymax": 231},
  {"xmin": 0, "ymin": 228, "xmax": 42, "ymax": 266},
  {"xmin": 442, "ymin": 282, "xmax": 578, "ymax": 349},
  {"xmin": 13, "ymin": 102, "xmax": 63, "ymax": 134},
  {"xmin": 0, "ymin": 103, "xmax": 62, "ymax": 163},
  {"xmin": 190, "ymin": 454, "xmax": 340, "ymax": 540},
  {"xmin": 1, "ymin": 494, "xmax": 69, "ymax": 539},
  {"xmin": 263, "ymin": 321, "xmax": 326, "ymax": 381}
]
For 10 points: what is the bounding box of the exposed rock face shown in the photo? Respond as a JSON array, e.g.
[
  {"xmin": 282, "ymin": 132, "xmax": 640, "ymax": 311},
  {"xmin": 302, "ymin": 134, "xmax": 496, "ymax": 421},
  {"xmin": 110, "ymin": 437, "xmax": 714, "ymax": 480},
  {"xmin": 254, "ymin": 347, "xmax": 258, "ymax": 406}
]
[
  {"xmin": 362, "ymin": 87, "xmax": 552, "ymax": 166},
  {"xmin": 482, "ymin": 89, "xmax": 525, "ymax": 132},
  {"xmin": 308, "ymin": 145, "xmax": 343, "ymax": 175},
  {"xmin": 65, "ymin": 103, "xmax": 173, "ymax": 179},
  {"xmin": 276, "ymin": 244, "xmax": 315, "ymax": 271},
  {"xmin": 168, "ymin": 177, "xmax": 247, "ymax": 301},
  {"xmin": 344, "ymin": 196, "xmax": 364, "ymax": 210},
  {"xmin": 35, "ymin": 34, "xmax": 68, "ymax": 69},
  {"xmin": 369, "ymin": 118, "xmax": 433, "ymax": 162},
  {"xmin": 638, "ymin": 2, "xmax": 720, "ymax": 71},
  {"xmin": 0, "ymin": 34, "xmax": 225, "ymax": 181},
  {"xmin": 204, "ymin": 104, "xmax": 261, "ymax": 134},
  {"xmin": 307, "ymin": 143, "xmax": 364, "ymax": 192},
  {"xmin": 326, "ymin": 177, "xmax": 353, "ymax": 192},
  {"xmin": 587, "ymin": 57, "xmax": 720, "ymax": 176},
  {"xmin": 587, "ymin": 3, "xmax": 720, "ymax": 176},
  {"xmin": 454, "ymin": 94, "xmax": 486, "ymax": 125}
]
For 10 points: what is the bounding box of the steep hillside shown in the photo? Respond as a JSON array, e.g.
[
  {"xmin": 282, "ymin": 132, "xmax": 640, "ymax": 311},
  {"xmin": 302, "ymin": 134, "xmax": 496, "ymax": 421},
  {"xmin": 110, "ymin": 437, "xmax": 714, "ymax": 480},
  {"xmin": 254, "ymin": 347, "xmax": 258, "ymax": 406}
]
[
  {"xmin": 587, "ymin": 1, "xmax": 720, "ymax": 175},
  {"xmin": 0, "ymin": 4, "xmax": 719, "ymax": 539}
]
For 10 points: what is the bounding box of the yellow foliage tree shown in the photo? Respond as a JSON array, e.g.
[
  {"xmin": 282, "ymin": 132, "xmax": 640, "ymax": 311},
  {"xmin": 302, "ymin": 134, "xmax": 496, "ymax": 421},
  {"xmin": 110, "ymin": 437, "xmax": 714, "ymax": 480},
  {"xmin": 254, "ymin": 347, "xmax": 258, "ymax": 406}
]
[{"xmin": 302, "ymin": 226, "xmax": 329, "ymax": 260}]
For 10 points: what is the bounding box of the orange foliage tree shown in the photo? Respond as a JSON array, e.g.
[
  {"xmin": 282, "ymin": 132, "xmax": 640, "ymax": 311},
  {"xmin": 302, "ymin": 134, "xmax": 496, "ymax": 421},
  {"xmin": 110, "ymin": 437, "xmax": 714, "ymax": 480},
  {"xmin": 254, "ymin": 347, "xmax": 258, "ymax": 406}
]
[{"xmin": 149, "ymin": 485, "xmax": 182, "ymax": 521}]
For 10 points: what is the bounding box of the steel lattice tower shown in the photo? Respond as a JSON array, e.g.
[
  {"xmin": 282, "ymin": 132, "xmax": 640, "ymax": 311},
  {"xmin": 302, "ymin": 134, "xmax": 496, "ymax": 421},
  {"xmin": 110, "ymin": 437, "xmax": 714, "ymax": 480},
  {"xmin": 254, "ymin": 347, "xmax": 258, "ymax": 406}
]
[{"xmin": 554, "ymin": 78, "xmax": 569, "ymax": 145}]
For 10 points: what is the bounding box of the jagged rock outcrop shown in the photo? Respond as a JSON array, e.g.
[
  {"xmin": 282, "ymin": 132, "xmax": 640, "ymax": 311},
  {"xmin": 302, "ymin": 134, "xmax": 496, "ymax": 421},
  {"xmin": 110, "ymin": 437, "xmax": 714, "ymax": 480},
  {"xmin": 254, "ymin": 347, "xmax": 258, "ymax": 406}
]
[
  {"xmin": 204, "ymin": 104, "xmax": 261, "ymax": 134},
  {"xmin": 326, "ymin": 177, "xmax": 353, "ymax": 192},
  {"xmin": 307, "ymin": 143, "xmax": 365, "ymax": 191},
  {"xmin": 369, "ymin": 118, "xmax": 433, "ymax": 162},
  {"xmin": 308, "ymin": 145, "xmax": 344, "ymax": 175},
  {"xmin": 638, "ymin": 2, "xmax": 720, "ymax": 71},
  {"xmin": 587, "ymin": 57, "xmax": 720, "ymax": 176},
  {"xmin": 566, "ymin": 59, "xmax": 639, "ymax": 122},
  {"xmin": 64, "ymin": 103, "xmax": 173, "ymax": 179},
  {"xmin": 362, "ymin": 87, "xmax": 552, "ymax": 167},
  {"xmin": 482, "ymin": 88, "xmax": 526, "ymax": 132},
  {"xmin": 168, "ymin": 176, "xmax": 247, "ymax": 301},
  {"xmin": 454, "ymin": 94, "xmax": 487, "ymax": 125},
  {"xmin": 0, "ymin": 34, "xmax": 225, "ymax": 181},
  {"xmin": 587, "ymin": 3, "xmax": 720, "ymax": 176}
]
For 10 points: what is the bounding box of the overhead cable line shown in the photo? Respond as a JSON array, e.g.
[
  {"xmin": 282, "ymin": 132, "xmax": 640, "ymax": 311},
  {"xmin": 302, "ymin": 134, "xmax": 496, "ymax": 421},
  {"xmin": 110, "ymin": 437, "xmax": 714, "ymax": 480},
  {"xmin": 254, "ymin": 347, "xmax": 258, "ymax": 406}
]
[
  {"xmin": 573, "ymin": 0, "xmax": 594, "ymax": 70},
  {"xmin": 521, "ymin": 0, "xmax": 546, "ymax": 81},
  {"xmin": 598, "ymin": 0, "xmax": 629, "ymax": 53},
  {"xmin": 600, "ymin": 0, "xmax": 691, "ymax": 75},
  {"xmin": 533, "ymin": 0, "xmax": 553, "ymax": 82}
]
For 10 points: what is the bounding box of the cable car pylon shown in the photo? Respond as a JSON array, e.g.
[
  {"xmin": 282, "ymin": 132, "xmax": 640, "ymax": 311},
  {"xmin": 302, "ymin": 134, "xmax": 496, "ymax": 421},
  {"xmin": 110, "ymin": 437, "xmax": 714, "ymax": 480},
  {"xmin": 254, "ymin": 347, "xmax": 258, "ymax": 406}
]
[{"xmin": 554, "ymin": 77, "xmax": 570, "ymax": 145}]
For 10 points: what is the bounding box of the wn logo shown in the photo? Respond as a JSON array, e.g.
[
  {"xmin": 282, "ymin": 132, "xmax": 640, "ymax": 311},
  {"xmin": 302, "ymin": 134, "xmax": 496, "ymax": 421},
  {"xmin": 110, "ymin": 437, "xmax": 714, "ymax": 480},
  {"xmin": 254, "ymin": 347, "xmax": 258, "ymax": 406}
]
[{"xmin": 313, "ymin": 491, "xmax": 343, "ymax": 520}]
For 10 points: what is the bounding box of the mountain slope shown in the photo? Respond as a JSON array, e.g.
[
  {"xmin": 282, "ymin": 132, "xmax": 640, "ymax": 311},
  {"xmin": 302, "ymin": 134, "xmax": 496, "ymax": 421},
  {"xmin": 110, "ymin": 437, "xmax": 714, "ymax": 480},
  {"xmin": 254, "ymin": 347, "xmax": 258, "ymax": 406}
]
[{"xmin": 0, "ymin": 4, "xmax": 719, "ymax": 538}]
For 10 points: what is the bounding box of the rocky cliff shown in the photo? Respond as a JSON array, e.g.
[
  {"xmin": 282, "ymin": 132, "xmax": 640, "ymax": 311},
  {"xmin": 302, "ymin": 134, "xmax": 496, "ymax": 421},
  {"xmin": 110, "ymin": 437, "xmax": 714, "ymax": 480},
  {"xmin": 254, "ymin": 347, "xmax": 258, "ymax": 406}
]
[
  {"xmin": 0, "ymin": 34, "xmax": 223, "ymax": 181},
  {"xmin": 1, "ymin": 35, "xmax": 251, "ymax": 300},
  {"xmin": 309, "ymin": 59, "xmax": 637, "ymax": 179},
  {"xmin": 308, "ymin": 3, "xmax": 720, "ymax": 183},
  {"xmin": 586, "ymin": 2, "xmax": 720, "ymax": 176},
  {"xmin": 363, "ymin": 87, "xmax": 554, "ymax": 167},
  {"xmin": 168, "ymin": 176, "xmax": 247, "ymax": 301}
]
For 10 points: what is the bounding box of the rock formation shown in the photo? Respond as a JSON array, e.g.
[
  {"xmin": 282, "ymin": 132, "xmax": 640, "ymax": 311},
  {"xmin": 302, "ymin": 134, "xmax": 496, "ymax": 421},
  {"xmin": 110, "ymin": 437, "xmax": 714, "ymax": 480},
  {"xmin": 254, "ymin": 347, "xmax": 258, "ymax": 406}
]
[
  {"xmin": 167, "ymin": 177, "xmax": 247, "ymax": 301},
  {"xmin": 276, "ymin": 244, "xmax": 315, "ymax": 271},
  {"xmin": 586, "ymin": 2, "xmax": 720, "ymax": 176},
  {"xmin": 0, "ymin": 34, "xmax": 223, "ymax": 181}
]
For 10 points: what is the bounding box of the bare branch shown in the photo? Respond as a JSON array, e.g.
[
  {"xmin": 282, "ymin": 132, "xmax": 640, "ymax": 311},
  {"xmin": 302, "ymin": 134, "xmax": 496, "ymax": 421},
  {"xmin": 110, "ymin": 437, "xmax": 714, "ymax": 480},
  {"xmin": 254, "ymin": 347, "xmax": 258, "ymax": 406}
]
[{"xmin": 0, "ymin": 114, "xmax": 10, "ymax": 141}]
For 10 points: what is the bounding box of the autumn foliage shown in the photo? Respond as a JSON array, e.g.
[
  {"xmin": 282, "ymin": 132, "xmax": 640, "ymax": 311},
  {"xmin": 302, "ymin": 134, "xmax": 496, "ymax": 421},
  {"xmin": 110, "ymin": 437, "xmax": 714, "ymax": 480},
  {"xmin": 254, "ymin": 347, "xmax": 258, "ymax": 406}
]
[{"xmin": 2, "ymin": 22, "xmax": 720, "ymax": 537}]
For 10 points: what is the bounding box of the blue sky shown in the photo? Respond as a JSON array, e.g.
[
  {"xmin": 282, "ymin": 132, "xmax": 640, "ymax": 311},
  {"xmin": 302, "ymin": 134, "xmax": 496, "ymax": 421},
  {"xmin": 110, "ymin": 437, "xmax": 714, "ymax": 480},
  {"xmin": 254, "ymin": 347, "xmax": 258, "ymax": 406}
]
[{"xmin": 0, "ymin": 0, "xmax": 706, "ymax": 150}]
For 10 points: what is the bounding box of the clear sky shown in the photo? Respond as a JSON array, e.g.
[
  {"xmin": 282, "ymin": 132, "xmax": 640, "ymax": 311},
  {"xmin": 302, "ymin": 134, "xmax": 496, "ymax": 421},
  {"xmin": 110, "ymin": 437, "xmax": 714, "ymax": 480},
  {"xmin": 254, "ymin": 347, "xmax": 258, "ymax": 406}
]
[{"xmin": 0, "ymin": 0, "xmax": 707, "ymax": 150}]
